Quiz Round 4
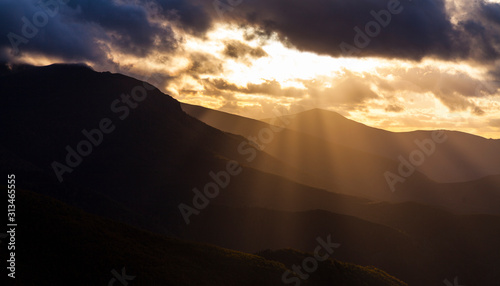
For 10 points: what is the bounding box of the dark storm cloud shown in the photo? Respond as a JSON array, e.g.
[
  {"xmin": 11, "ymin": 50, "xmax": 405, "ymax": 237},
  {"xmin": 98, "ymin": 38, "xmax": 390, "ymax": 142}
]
[
  {"xmin": 4, "ymin": 0, "xmax": 500, "ymax": 64},
  {"xmin": 479, "ymin": 1, "xmax": 500, "ymax": 27},
  {"xmin": 203, "ymin": 0, "xmax": 500, "ymax": 62},
  {"xmin": 0, "ymin": 0, "xmax": 207, "ymax": 62},
  {"xmin": 206, "ymin": 0, "xmax": 460, "ymax": 60},
  {"xmin": 149, "ymin": 0, "xmax": 212, "ymax": 35},
  {"xmin": 65, "ymin": 0, "xmax": 176, "ymax": 56},
  {"xmin": 0, "ymin": 0, "xmax": 105, "ymax": 61}
]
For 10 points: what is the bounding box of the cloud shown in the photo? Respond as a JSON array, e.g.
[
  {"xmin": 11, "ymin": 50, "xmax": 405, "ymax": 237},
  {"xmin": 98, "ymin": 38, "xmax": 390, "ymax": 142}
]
[
  {"xmin": 150, "ymin": 0, "xmax": 212, "ymax": 35},
  {"xmin": 67, "ymin": 0, "xmax": 176, "ymax": 56},
  {"xmin": 223, "ymin": 40, "xmax": 267, "ymax": 60},
  {"xmin": 222, "ymin": 39, "xmax": 268, "ymax": 65},
  {"xmin": 198, "ymin": 74, "xmax": 381, "ymax": 112},
  {"xmin": 4, "ymin": 0, "xmax": 500, "ymax": 66},
  {"xmin": 385, "ymin": 104, "xmax": 405, "ymax": 113},
  {"xmin": 202, "ymin": 0, "xmax": 500, "ymax": 62},
  {"xmin": 199, "ymin": 78, "xmax": 305, "ymax": 99},
  {"xmin": 0, "ymin": 0, "xmax": 106, "ymax": 61},
  {"xmin": 217, "ymin": 100, "xmax": 240, "ymax": 113},
  {"xmin": 373, "ymin": 66, "xmax": 492, "ymax": 115},
  {"xmin": 207, "ymin": 0, "xmax": 458, "ymax": 60},
  {"xmin": 327, "ymin": 77, "xmax": 379, "ymax": 104},
  {"xmin": 186, "ymin": 52, "xmax": 224, "ymax": 77},
  {"xmin": 245, "ymin": 80, "xmax": 303, "ymax": 98},
  {"xmin": 489, "ymin": 118, "xmax": 500, "ymax": 127},
  {"xmin": 0, "ymin": 0, "xmax": 208, "ymax": 62}
]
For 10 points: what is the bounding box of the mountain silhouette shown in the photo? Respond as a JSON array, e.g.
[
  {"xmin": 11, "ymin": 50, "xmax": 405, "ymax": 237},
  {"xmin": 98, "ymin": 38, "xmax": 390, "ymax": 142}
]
[
  {"xmin": 7, "ymin": 188, "xmax": 408, "ymax": 286},
  {"xmin": 2, "ymin": 63, "xmax": 499, "ymax": 286},
  {"xmin": 182, "ymin": 102, "xmax": 500, "ymax": 215},
  {"xmin": 271, "ymin": 108, "xmax": 500, "ymax": 182}
]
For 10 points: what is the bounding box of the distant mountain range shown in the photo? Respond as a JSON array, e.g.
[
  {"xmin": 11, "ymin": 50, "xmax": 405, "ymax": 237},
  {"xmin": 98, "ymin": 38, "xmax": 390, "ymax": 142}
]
[
  {"xmin": 184, "ymin": 102, "xmax": 500, "ymax": 182},
  {"xmin": 1, "ymin": 63, "xmax": 499, "ymax": 285},
  {"xmin": 182, "ymin": 103, "xmax": 500, "ymax": 215},
  {"xmin": 270, "ymin": 108, "xmax": 500, "ymax": 182}
]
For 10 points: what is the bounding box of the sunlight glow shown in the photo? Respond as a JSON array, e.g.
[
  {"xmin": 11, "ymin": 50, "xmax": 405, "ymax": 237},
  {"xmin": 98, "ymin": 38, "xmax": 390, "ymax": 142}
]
[
  {"xmin": 171, "ymin": 24, "xmax": 500, "ymax": 138},
  {"xmin": 21, "ymin": 21, "xmax": 500, "ymax": 138}
]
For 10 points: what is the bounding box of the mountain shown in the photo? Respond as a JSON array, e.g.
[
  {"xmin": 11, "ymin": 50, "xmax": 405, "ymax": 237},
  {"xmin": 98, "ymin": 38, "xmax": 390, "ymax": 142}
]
[
  {"xmin": 2, "ymin": 64, "xmax": 500, "ymax": 285},
  {"xmin": 4, "ymin": 188, "xmax": 407, "ymax": 286},
  {"xmin": 259, "ymin": 249, "xmax": 408, "ymax": 286},
  {"xmin": 0, "ymin": 64, "xmax": 376, "ymax": 231},
  {"xmin": 269, "ymin": 108, "xmax": 500, "ymax": 182},
  {"xmin": 181, "ymin": 103, "xmax": 434, "ymax": 202},
  {"xmin": 182, "ymin": 103, "xmax": 500, "ymax": 215}
]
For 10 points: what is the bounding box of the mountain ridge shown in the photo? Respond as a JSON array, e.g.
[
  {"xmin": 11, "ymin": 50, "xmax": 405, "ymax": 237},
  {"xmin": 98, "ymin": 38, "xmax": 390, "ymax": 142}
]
[
  {"xmin": 182, "ymin": 102, "xmax": 500, "ymax": 215},
  {"xmin": 2, "ymin": 63, "xmax": 500, "ymax": 285}
]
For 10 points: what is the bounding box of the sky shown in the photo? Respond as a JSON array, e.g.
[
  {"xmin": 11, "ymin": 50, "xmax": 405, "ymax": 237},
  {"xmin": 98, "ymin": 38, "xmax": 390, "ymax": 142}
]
[{"xmin": 2, "ymin": 0, "xmax": 500, "ymax": 138}]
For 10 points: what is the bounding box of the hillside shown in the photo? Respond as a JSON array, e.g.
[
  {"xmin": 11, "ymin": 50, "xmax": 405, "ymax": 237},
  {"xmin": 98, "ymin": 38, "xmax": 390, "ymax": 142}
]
[
  {"xmin": 2, "ymin": 64, "xmax": 500, "ymax": 285},
  {"xmin": 271, "ymin": 108, "xmax": 500, "ymax": 182},
  {"xmin": 259, "ymin": 249, "xmax": 408, "ymax": 286},
  {"xmin": 1, "ymin": 188, "xmax": 407, "ymax": 286},
  {"xmin": 182, "ymin": 103, "xmax": 500, "ymax": 215}
]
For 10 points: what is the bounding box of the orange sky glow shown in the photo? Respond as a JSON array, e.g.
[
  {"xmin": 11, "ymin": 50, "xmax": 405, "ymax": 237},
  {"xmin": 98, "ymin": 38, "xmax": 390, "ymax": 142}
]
[{"xmin": 9, "ymin": 20, "xmax": 500, "ymax": 139}]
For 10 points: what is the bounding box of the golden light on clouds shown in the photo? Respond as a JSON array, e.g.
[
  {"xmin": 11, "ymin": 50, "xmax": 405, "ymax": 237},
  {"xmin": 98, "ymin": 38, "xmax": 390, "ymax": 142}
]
[
  {"xmin": 158, "ymin": 24, "xmax": 500, "ymax": 138},
  {"xmin": 15, "ymin": 20, "xmax": 500, "ymax": 139}
]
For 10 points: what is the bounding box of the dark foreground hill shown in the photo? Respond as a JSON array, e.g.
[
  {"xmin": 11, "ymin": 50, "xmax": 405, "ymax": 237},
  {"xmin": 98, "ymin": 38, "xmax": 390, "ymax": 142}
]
[
  {"xmin": 2, "ymin": 64, "xmax": 500, "ymax": 285},
  {"xmin": 0, "ymin": 188, "xmax": 407, "ymax": 286}
]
